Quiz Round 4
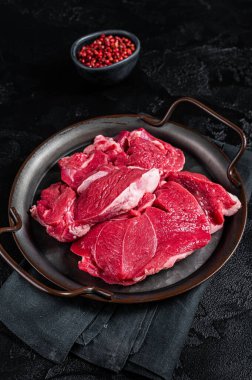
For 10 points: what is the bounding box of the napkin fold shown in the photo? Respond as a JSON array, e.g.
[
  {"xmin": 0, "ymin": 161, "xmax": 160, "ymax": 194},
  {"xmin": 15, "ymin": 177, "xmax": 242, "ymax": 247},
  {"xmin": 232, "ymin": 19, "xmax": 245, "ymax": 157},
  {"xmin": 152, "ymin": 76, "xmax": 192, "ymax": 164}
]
[
  {"xmin": 73, "ymin": 303, "xmax": 158, "ymax": 372},
  {"xmin": 0, "ymin": 141, "xmax": 251, "ymax": 380},
  {"xmin": 0, "ymin": 270, "xmax": 105, "ymax": 362}
]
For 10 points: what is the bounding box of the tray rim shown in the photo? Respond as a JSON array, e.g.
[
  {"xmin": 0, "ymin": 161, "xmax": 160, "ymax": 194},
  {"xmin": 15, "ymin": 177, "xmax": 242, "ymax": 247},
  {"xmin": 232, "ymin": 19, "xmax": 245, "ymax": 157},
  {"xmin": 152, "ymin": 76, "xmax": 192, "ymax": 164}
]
[{"xmin": 8, "ymin": 113, "xmax": 248, "ymax": 303}]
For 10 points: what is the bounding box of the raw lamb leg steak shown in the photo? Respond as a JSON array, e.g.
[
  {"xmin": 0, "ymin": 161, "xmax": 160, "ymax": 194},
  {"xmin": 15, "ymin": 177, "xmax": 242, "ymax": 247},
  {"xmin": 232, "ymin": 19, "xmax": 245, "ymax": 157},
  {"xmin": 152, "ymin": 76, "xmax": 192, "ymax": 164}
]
[
  {"xmin": 83, "ymin": 134, "xmax": 128, "ymax": 165},
  {"xmin": 167, "ymin": 171, "xmax": 241, "ymax": 233},
  {"xmin": 71, "ymin": 182, "xmax": 211, "ymax": 285},
  {"xmin": 30, "ymin": 183, "xmax": 90, "ymax": 242},
  {"xmin": 75, "ymin": 166, "xmax": 160, "ymax": 225},
  {"xmin": 59, "ymin": 150, "xmax": 108, "ymax": 190},
  {"xmin": 30, "ymin": 128, "xmax": 242, "ymax": 286},
  {"xmin": 115, "ymin": 128, "xmax": 185, "ymax": 177},
  {"xmin": 71, "ymin": 213, "xmax": 158, "ymax": 285}
]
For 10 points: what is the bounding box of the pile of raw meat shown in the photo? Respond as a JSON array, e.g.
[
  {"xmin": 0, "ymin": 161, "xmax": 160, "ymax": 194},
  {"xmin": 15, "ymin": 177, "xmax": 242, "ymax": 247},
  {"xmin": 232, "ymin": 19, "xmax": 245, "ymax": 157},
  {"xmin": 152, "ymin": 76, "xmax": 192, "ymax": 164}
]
[{"xmin": 31, "ymin": 128, "xmax": 241, "ymax": 285}]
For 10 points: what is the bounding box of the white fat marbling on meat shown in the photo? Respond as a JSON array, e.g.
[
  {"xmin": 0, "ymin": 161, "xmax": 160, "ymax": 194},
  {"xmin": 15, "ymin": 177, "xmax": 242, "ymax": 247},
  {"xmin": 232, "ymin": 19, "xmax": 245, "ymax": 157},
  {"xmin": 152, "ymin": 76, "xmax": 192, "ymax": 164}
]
[
  {"xmin": 223, "ymin": 192, "xmax": 242, "ymax": 216},
  {"xmin": 100, "ymin": 168, "xmax": 160, "ymax": 217},
  {"xmin": 77, "ymin": 171, "xmax": 109, "ymax": 193}
]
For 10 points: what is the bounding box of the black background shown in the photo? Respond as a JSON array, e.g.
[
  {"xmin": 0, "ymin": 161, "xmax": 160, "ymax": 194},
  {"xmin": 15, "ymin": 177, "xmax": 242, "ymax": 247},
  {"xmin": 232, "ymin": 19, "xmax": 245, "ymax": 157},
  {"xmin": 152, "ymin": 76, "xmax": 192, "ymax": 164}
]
[{"xmin": 0, "ymin": 1, "xmax": 252, "ymax": 379}]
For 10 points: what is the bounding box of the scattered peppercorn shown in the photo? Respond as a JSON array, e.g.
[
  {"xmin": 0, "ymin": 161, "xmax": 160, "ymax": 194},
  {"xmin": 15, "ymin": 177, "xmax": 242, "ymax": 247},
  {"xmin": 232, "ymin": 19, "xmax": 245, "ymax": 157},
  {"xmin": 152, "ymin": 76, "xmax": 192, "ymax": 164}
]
[{"xmin": 77, "ymin": 34, "xmax": 136, "ymax": 68}]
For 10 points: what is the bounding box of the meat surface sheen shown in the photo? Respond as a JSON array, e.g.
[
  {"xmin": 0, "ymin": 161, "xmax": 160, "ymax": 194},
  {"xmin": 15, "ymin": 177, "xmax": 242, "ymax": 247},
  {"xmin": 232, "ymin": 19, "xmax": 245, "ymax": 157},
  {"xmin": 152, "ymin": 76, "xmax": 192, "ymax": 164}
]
[
  {"xmin": 75, "ymin": 167, "xmax": 160, "ymax": 224},
  {"xmin": 77, "ymin": 166, "xmax": 114, "ymax": 194},
  {"xmin": 59, "ymin": 129, "xmax": 184, "ymax": 191},
  {"xmin": 134, "ymin": 183, "xmax": 211, "ymax": 280},
  {"xmin": 30, "ymin": 183, "xmax": 90, "ymax": 242},
  {"xmin": 167, "ymin": 171, "xmax": 241, "ymax": 233},
  {"xmin": 83, "ymin": 134, "xmax": 128, "ymax": 165},
  {"xmin": 71, "ymin": 213, "xmax": 157, "ymax": 285},
  {"xmin": 31, "ymin": 129, "xmax": 242, "ymax": 286},
  {"xmin": 71, "ymin": 182, "xmax": 211, "ymax": 285},
  {"xmin": 115, "ymin": 128, "xmax": 185, "ymax": 177},
  {"xmin": 129, "ymin": 192, "xmax": 156, "ymax": 216},
  {"xmin": 59, "ymin": 150, "xmax": 108, "ymax": 190}
]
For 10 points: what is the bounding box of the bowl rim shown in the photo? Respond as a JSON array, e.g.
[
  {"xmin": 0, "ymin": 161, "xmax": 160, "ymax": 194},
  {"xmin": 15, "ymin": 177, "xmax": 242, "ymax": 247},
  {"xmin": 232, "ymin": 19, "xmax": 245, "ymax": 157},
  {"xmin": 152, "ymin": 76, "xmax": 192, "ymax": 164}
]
[{"xmin": 70, "ymin": 29, "xmax": 141, "ymax": 72}]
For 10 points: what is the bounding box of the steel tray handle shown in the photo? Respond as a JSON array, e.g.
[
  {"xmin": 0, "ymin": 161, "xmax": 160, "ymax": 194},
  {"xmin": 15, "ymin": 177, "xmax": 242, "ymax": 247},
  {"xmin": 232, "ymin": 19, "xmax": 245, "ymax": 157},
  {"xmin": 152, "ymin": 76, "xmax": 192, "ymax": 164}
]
[
  {"xmin": 141, "ymin": 97, "xmax": 247, "ymax": 187},
  {"xmin": 0, "ymin": 207, "xmax": 112, "ymax": 300}
]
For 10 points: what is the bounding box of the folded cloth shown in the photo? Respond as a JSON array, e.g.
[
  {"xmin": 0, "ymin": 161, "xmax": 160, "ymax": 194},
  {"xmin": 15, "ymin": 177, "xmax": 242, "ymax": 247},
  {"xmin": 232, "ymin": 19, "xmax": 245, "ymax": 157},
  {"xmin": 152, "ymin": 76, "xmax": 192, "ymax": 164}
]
[
  {"xmin": 125, "ymin": 284, "xmax": 208, "ymax": 380},
  {"xmin": 73, "ymin": 304, "xmax": 158, "ymax": 372},
  {"xmin": 0, "ymin": 142, "xmax": 251, "ymax": 380},
  {"xmin": 0, "ymin": 270, "xmax": 106, "ymax": 362},
  {"xmin": 73, "ymin": 285, "xmax": 206, "ymax": 379}
]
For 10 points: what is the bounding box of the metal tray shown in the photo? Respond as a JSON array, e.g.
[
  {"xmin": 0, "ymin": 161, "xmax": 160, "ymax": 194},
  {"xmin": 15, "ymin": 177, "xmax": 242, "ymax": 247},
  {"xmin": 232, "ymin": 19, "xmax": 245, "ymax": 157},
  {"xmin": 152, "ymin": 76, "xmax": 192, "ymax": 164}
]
[{"xmin": 0, "ymin": 97, "xmax": 247, "ymax": 303}]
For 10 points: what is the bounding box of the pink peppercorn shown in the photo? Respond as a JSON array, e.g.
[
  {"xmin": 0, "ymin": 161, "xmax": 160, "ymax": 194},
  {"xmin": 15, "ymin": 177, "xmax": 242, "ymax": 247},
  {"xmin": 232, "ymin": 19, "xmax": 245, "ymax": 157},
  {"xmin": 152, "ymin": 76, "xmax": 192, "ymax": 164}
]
[{"xmin": 77, "ymin": 34, "xmax": 136, "ymax": 68}]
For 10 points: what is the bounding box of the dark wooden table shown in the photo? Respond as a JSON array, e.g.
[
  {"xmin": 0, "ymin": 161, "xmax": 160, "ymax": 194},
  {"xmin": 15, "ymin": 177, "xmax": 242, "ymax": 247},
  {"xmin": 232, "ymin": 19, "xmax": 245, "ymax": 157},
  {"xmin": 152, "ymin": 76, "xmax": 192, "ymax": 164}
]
[{"xmin": 0, "ymin": 1, "xmax": 252, "ymax": 379}]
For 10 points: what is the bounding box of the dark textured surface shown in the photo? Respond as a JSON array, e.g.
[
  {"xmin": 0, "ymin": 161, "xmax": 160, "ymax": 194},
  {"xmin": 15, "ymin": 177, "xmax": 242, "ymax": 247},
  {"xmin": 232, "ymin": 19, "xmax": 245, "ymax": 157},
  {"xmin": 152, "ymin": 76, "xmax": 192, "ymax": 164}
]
[{"xmin": 0, "ymin": 0, "xmax": 252, "ymax": 379}]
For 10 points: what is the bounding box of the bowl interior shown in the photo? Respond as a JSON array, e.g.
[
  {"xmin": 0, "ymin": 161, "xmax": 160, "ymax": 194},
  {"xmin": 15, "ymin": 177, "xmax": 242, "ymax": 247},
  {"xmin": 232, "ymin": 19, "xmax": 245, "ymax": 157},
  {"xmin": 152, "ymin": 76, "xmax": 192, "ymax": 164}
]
[
  {"xmin": 9, "ymin": 115, "xmax": 247, "ymax": 302},
  {"xmin": 71, "ymin": 29, "xmax": 140, "ymax": 71},
  {"xmin": 30, "ymin": 147, "xmax": 223, "ymax": 293}
]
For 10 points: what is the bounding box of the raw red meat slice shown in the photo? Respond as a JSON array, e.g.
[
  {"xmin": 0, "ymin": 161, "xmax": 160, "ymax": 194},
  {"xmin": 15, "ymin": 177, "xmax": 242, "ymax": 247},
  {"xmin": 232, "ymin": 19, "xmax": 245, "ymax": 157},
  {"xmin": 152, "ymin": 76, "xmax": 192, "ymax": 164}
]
[
  {"xmin": 129, "ymin": 193, "xmax": 156, "ymax": 216},
  {"xmin": 167, "ymin": 171, "xmax": 241, "ymax": 233},
  {"xmin": 59, "ymin": 150, "xmax": 108, "ymax": 190},
  {"xmin": 71, "ymin": 213, "xmax": 157, "ymax": 285},
  {"xmin": 71, "ymin": 182, "xmax": 210, "ymax": 285},
  {"xmin": 116, "ymin": 129, "xmax": 165, "ymax": 149},
  {"xmin": 115, "ymin": 128, "xmax": 185, "ymax": 177},
  {"xmin": 137, "ymin": 193, "xmax": 156, "ymax": 211},
  {"xmin": 132, "ymin": 208, "xmax": 210, "ymax": 283},
  {"xmin": 115, "ymin": 130, "xmax": 130, "ymax": 150},
  {"xmin": 59, "ymin": 129, "xmax": 184, "ymax": 192},
  {"xmin": 77, "ymin": 166, "xmax": 114, "ymax": 193},
  {"xmin": 129, "ymin": 182, "xmax": 211, "ymax": 282},
  {"xmin": 83, "ymin": 134, "xmax": 128, "ymax": 165},
  {"xmin": 75, "ymin": 167, "xmax": 160, "ymax": 225},
  {"xmin": 31, "ymin": 129, "xmax": 242, "ymax": 286},
  {"xmin": 30, "ymin": 183, "xmax": 90, "ymax": 242}
]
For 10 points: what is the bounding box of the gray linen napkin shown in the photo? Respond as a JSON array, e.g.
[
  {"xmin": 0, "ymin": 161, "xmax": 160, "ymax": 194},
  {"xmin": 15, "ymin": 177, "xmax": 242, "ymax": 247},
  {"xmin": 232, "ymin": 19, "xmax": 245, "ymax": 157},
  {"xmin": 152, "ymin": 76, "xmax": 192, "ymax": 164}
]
[
  {"xmin": 73, "ymin": 304, "xmax": 158, "ymax": 372},
  {"xmin": 0, "ymin": 142, "xmax": 251, "ymax": 380},
  {"xmin": 0, "ymin": 271, "xmax": 105, "ymax": 362}
]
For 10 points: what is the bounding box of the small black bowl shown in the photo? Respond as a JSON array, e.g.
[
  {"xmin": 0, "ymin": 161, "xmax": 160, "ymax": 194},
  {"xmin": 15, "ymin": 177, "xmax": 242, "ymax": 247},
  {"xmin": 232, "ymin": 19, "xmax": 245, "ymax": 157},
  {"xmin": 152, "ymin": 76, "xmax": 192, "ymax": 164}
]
[{"xmin": 71, "ymin": 30, "xmax": 141, "ymax": 84}]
